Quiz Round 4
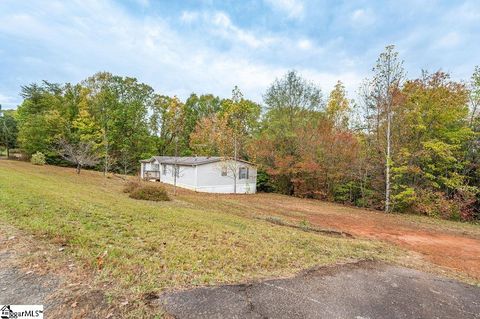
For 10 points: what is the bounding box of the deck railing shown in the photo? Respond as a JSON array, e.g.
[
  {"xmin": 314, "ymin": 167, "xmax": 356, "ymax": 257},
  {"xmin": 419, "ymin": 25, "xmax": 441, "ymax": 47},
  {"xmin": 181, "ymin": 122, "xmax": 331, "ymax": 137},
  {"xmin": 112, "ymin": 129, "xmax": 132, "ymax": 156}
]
[{"xmin": 144, "ymin": 170, "xmax": 160, "ymax": 179}]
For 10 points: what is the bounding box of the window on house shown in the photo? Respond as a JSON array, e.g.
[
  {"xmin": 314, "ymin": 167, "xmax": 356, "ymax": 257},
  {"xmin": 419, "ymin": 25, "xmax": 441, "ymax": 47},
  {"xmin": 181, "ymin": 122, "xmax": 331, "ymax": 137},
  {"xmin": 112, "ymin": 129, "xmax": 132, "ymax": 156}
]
[
  {"xmin": 152, "ymin": 164, "xmax": 159, "ymax": 171},
  {"xmin": 221, "ymin": 166, "xmax": 228, "ymax": 176},
  {"xmin": 162, "ymin": 164, "xmax": 167, "ymax": 175},
  {"xmin": 239, "ymin": 167, "xmax": 249, "ymax": 179}
]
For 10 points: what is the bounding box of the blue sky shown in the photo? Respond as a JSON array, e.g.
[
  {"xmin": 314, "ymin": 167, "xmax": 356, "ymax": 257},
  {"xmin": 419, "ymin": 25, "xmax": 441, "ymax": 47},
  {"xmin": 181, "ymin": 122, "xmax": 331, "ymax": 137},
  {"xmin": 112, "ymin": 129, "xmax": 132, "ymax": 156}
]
[{"xmin": 1, "ymin": 0, "xmax": 479, "ymax": 109}]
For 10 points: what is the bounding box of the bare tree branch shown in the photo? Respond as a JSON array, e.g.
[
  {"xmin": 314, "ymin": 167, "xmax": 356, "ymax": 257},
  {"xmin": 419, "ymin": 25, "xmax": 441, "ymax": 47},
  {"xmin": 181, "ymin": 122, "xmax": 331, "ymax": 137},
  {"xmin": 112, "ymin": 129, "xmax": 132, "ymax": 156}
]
[{"xmin": 57, "ymin": 139, "xmax": 99, "ymax": 174}]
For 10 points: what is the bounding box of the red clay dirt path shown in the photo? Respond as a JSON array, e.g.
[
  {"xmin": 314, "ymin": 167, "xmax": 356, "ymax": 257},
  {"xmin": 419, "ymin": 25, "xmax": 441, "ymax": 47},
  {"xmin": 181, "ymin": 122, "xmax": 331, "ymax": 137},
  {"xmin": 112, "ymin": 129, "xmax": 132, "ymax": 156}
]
[
  {"xmin": 263, "ymin": 196, "xmax": 480, "ymax": 281},
  {"xmin": 305, "ymin": 211, "xmax": 480, "ymax": 280},
  {"xmin": 177, "ymin": 191, "xmax": 480, "ymax": 281}
]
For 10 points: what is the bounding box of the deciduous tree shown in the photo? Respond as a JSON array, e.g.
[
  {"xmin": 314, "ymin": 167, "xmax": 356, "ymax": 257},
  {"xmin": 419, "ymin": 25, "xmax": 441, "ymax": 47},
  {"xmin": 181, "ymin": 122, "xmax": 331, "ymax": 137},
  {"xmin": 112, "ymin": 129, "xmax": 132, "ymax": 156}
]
[
  {"xmin": 326, "ymin": 81, "xmax": 351, "ymax": 130},
  {"xmin": 0, "ymin": 106, "xmax": 18, "ymax": 158},
  {"xmin": 364, "ymin": 45, "xmax": 405, "ymax": 212},
  {"xmin": 255, "ymin": 71, "xmax": 323, "ymax": 194},
  {"xmin": 56, "ymin": 138, "xmax": 99, "ymax": 174}
]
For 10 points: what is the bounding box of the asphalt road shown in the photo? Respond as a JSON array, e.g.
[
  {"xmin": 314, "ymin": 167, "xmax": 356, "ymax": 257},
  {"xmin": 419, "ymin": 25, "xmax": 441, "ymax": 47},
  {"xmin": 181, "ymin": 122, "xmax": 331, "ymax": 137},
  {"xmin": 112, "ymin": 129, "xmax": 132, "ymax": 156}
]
[
  {"xmin": 0, "ymin": 252, "xmax": 59, "ymax": 305},
  {"xmin": 160, "ymin": 262, "xmax": 480, "ymax": 319}
]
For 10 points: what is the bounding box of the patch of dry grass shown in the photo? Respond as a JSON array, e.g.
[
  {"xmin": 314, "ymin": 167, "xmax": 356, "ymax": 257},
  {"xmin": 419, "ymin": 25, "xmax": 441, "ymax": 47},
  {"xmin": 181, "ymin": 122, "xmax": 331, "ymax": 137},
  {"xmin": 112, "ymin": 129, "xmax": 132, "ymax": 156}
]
[
  {"xmin": 123, "ymin": 181, "xmax": 141, "ymax": 193},
  {"xmin": 125, "ymin": 182, "xmax": 170, "ymax": 201}
]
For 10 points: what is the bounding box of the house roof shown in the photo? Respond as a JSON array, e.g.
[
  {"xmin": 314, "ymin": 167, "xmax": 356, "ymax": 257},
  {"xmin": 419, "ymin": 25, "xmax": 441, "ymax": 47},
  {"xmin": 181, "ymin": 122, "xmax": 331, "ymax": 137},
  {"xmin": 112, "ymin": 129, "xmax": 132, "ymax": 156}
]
[{"xmin": 140, "ymin": 156, "xmax": 255, "ymax": 166}]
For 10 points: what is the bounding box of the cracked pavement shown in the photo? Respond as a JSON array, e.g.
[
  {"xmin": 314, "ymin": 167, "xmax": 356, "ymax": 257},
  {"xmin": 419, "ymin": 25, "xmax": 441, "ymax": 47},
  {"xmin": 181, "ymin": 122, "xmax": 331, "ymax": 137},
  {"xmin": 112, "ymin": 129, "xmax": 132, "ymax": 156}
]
[{"xmin": 160, "ymin": 262, "xmax": 480, "ymax": 319}]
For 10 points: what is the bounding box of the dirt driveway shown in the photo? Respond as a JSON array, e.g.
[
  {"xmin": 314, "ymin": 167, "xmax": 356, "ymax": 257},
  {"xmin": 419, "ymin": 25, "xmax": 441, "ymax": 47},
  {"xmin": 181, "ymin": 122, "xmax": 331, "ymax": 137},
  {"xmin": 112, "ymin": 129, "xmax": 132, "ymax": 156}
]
[{"xmin": 304, "ymin": 210, "xmax": 480, "ymax": 280}]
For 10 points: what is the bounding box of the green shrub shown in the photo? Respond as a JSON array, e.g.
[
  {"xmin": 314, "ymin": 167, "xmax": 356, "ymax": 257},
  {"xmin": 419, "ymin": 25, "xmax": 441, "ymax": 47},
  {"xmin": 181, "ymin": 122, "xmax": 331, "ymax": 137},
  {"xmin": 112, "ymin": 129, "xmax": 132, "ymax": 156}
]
[
  {"xmin": 123, "ymin": 181, "xmax": 141, "ymax": 193},
  {"xmin": 334, "ymin": 181, "xmax": 360, "ymax": 203},
  {"xmin": 256, "ymin": 170, "xmax": 274, "ymax": 192},
  {"xmin": 413, "ymin": 189, "xmax": 459, "ymax": 220},
  {"xmin": 407, "ymin": 188, "xmax": 480, "ymax": 222},
  {"xmin": 30, "ymin": 152, "xmax": 46, "ymax": 165},
  {"xmin": 129, "ymin": 184, "xmax": 170, "ymax": 201},
  {"xmin": 392, "ymin": 186, "xmax": 417, "ymax": 212}
]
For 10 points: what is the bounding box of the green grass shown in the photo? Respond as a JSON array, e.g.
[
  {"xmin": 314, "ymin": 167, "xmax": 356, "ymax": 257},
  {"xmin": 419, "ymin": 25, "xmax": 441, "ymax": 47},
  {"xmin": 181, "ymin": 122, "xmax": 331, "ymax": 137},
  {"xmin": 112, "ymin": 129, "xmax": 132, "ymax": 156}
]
[{"xmin": 0, "ymin": 160, "xmax": 397, "ymax": 296}]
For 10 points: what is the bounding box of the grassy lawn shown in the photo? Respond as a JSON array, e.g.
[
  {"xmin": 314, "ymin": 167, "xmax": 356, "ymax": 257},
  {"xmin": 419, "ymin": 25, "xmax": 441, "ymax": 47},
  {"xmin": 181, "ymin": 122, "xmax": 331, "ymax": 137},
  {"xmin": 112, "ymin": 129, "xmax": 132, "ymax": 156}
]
[{"xmin": 0, "ymin": 160, "xmax": 397, "ymax": 298}]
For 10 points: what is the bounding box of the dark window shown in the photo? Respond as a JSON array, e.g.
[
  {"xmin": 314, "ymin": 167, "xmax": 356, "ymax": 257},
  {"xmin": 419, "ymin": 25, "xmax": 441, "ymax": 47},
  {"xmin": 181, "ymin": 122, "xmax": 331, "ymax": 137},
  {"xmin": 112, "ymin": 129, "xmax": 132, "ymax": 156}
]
[
  {"xmin": 152, "ymin": 164, "xmax": 159, "ymax": 171},
  {"xmin": 221, "ymin": 166, "xmax": 228, "ymax": 176},
  {"xmin": 162, "ymin": 164, "xmax": 167, "ymax": 175},
  {"xmin": 239, "ymin": 167, "xmax": 249, "ymax": 179}
]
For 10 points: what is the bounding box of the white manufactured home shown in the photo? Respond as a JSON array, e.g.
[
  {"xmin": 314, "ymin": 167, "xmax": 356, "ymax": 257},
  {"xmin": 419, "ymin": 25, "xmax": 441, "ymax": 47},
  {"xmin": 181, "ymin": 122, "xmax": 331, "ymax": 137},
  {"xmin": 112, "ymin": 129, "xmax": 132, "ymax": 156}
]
[{"xmin": 140, "ymin": 156, "xmax": 257, "ymax": 194}]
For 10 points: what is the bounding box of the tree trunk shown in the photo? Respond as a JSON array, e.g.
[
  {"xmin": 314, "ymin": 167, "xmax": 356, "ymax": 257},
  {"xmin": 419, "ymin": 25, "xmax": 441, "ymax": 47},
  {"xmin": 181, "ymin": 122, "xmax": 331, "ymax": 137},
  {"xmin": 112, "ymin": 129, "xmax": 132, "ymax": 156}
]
[
  {"xmin": 104, "ymin": 135, "xmax": 108, "ymax": 176},
  {"xmin": 173, "ymin": 165, "xmax": 177, "ymax": 196},
  {"xmin": 6, "ymin": 147, "xmax": 9, "ymax": 159},
  {"xmin": 233, "ymin": 134, "xmax": 237, "ymax": 194},
  {"xmin": 173, "ymin": 136, "xmax": 178, "ymax": 196},
  {"xmin": 103, "ymin": 122, "xmax": 109, "ymax": 177},
  {"xmin": 385, "ymin": 103, "xmax": 392, "ymax": 213},
  {"xmin": 76, "ymin": 164, "xmax": 81, "ymax": 174}
]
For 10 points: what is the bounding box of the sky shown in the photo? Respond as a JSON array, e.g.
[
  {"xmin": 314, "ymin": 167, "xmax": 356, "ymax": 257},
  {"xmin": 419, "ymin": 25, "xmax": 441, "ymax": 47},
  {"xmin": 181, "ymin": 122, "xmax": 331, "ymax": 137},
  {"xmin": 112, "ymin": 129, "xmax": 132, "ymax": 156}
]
[{"xmin": 0, "ymin": 0, "xmax": 479, "ymax": 109}]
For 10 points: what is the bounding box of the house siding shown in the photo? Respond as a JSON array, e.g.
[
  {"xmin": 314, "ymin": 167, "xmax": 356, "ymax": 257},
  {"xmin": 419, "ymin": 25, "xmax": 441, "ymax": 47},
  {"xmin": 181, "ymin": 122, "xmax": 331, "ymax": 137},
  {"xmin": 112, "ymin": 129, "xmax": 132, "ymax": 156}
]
[
  {"xmin": 159, "ymin": 164, "xmax": 197, "ymax": 191},
  {"xmin": 195, "ymin": 160, "xmax": 257, "ymax": 194},
  {"xmin": 140, "ymin": 158, "xmax": 256, "ymax": 194}
]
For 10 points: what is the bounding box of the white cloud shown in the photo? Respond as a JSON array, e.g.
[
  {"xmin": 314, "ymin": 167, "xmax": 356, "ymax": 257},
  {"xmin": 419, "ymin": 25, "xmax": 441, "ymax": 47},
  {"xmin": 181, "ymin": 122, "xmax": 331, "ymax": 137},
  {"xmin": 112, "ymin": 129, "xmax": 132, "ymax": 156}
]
[
  {"xmin": 210, "ymin": 11, "xmax": 277, "ymax": 48},
  {"xmin": 180, "ymin": 11, "xmax": 199, "ymax": 24},
  {"xmin": 447, "ymin": 1, "xmax": 480, "ymax": 24},
  {"xmin": 135, "ymin": 0, "xmax": 150, "ymax": 8},
  {"xmin": 0, "ymin": 0, "xmax": 366, "ymax": 104},
  {"xmin": 351, "ymin": 8, "xmax": 375, "ymax": 27},
  {"xmin": 0, "ymin": 1, "xmax": 276, "ymax": 101},
  {"xmin": 180, "ymin": 10, "xmax": 278, "ymax": 49},
  {"xmin": 264, "ymin": 0, "xmax": 304, "ymax": 20},
  {"xmin": 298, "ymin": 38, "xmax": 312, "ymax": 50},
  {"xmin": 437, "ymin": 32, "xmax": 462, "ymax": 49},
  {"xmin": 191, "ymin": 11, "xmax": 329, "ymax": 56},
  {"xmin": 0, "ymin": 13, "xmax": 56, "ymax": 39}
]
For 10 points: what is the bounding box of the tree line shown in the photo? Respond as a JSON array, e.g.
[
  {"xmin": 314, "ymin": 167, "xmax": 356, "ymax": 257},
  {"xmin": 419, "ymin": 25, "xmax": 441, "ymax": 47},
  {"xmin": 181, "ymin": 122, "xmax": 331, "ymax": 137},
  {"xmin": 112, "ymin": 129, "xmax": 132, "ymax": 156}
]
[{"xmin": 1, "ymin": 45, "xmax": 479, "ymax": 221}]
